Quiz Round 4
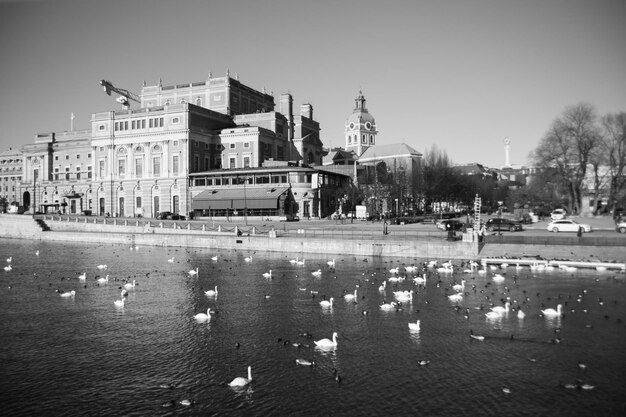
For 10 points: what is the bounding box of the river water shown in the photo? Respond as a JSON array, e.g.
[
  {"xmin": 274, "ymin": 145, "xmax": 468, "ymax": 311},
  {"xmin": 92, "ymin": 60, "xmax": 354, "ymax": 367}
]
[{"xmin": 1, "ymin": 238, "xmax": 625, "ymax": 416}]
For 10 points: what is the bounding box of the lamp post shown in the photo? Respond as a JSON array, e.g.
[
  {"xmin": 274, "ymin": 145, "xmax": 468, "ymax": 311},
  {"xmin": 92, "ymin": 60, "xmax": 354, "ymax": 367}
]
[
  {"xmin": 242, "ymin": 176, "xmax": 248, "ymax": 226},
  {"xmin": 497, "ymin": 200, "xmax": 503, "ymax": 236}
]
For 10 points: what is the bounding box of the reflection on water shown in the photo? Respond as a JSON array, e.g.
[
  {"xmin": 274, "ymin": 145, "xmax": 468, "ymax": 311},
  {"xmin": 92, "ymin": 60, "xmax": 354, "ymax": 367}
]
[{"xmin": 1, "ymin": 238, "xmax": 625, "ymax": 416}]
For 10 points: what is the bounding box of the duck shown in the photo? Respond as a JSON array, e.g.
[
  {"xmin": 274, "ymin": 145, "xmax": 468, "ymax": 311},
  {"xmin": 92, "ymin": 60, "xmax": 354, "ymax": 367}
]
[
  {"xmin": 470, "ymin": 330, "xmax": 485, "ymax": 341},
  {"xmin": 541, "ymin": 304, "xmax": 563, "ymax": 317},
  {"xmin": 408, "ymin": 320, "xmax": 421, "ymax": 331},
  {"xmin": 188, "ymin": 267, "xmax": 199, "ymax": 276},
  {"xmin": 295, "ymin": 358, "xmax": 315, "ymax": 366},
  {"xmin": 194, "ymin": 308, "xmax": 211, "ymax": 322},
  {"xmin": 314, "ymin": 332, "xmax": 338, "ymax": 348},
  {"xmin": 228, "ymin": 366, "xmax": 252, "ymax": 387},
  {"xmin": 204, "ymin": 286, "xmax": 218, "ymax": 297},
  {"xmin": 319, "ymin": 297, "xmax": 334, "ymax": 307},
  {"xmin": 262, "ymin": 270, "xmax": 272, "ymax": 279}
]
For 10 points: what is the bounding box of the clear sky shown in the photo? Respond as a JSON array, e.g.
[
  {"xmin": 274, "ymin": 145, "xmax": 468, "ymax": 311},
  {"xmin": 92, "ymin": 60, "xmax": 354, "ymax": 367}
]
[{"xmin": 1, "ymin": 0, "xmax": 624, "ymax": 168}]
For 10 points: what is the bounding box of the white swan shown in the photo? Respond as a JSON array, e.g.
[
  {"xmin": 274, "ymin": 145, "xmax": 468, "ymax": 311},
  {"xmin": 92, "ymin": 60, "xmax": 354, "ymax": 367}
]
[
  {"xmin": 389, "ymin": 267, "xmax": 400, "ymax": 274},
  {"xmin": 211, "ymin": 255, "xmax": 218, "ymax": 261},
  {"xmin": 541, "ymin": 304, "xmax": 563, "ymax": 317},
  {"xmin": 78, "ymin": 272, "xmax": 87, "ymax": 280},
  {"xmin": 97, "ymin": 275, "xmax": 109, "ymax": 284},
  {"xmin": 314, "ymin": 332, "xmax": 338, "ymax": 348},
  {"xmin": 327, "ymin": 259, "xmax": 336, "ymax": 268},
  {"xmin": 492, "ymin": 273, "xmax": 505, "ymax": 283},
  {"xmin": 312, "ymin": 269, "xmax": 322, "ymax": 277},
  {"xmin": 194, "ymin": 308, "xmax": 211, "ymax": 322},
  {"xmin": 437, "ymin": 265, "xmax": 454, "ymax": 274},
  {"xmin": 114, "ymin": 297, "xmax": 125, "ymax": 307},
  {"xmin": 380, "ymin": 301, "xmax": 397, "ymax": 311},
  {"xmin": 378, "ymin": 281, "xmax": 386, "ymax": 292},
  {"xmin": 408, "ymin": 320, "xmax": 421, "ymax": 331},
  {"xmin": 289, "ymin": 256, "xmax": 299, "ymax": 265},
  {"xmin": 96, "ymin": 264, "xmax": 107, "ymax": 270},
  {"xmin": 448, "ymin": 293, "xmax": 463, "ymax": 302},
  {"xmin": 4, "ymin": 265, "xmax": 12, "ymax": 272},
  {"xmin": 452, "ymin": 280, "xmax": 465, "ymax": 292},
  {"xmin": 204, "ymin": 286, "xmax": 218, "ymax": 296},
  {"xmin": 229, "ymin": 366, "xmax": 252, "ymax": 387},
  {"xmin": 188, "ymin": 267, "xmax": 199, "ymax": 276},
  {"xmin": 60, "ymin": 290, "xmax": 76, "ymax": 298},
  {"xmin": 517, "ymin": 308, "xmax": 526, "ymax": 319},
  {"xmin": 394, "ymin": 290, "xmax": 413, "ymax": 302},
  {"xmin": 124, "ymin": 279, "xmax": 136, "ymax": 290},
  {"xmin": 244, "ymin": 256, "xmax": 253, "ymax": 262},
  {"xmin": 490, "ymin": 301, "xmax": 510, "ymax": 314},
  {"xmin": 320, "ymin": 297, "xmax": 334, "ymax": 307},
  {"xmin": 296, "ymin": 258, "xmax": 306, "ymax": 266},
  {"xmin": 295, "ymin": 358, "xmax": 315, "ymax": 366},
  {"xmin": 485, "ymin": 310, "xmax": 502, "ymax": 320},
  {"xmin": 262, "ymin": 270, "xmax": 272, "ymax": 279},
  {"xmin": 6, "ymin": 256, "xmax": 12, "ymax": 263},
  {"xmin": 413, "ymin": 274, "xmax": 427, "ymax": 285},
  {"xmin": 344, "ymin": 289, "xmax": 357, "ymax": 300},
  {"xmin": 405, "ymin": 265, "xmax": 418, "ymax": 273},
  {"xmin": 168, "ymin": 257, "xmax": 175, "ymax": 263}
]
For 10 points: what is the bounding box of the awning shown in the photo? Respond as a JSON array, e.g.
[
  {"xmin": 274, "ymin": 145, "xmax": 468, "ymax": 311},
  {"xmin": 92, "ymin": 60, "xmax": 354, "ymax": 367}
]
[{"xmin": 192, "ymin": 187, "xmax": 289, "ymax": 211}]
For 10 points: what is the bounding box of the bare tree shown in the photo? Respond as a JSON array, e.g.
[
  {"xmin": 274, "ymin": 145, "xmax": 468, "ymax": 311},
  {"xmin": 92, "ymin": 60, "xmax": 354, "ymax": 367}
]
[
  {"xmin": 600, "ymin": 112, "xmax": 626, "ymax": 214},
  {"xmin": 531, "ymin": 103, "xmax": 599, "ymax": 214}
]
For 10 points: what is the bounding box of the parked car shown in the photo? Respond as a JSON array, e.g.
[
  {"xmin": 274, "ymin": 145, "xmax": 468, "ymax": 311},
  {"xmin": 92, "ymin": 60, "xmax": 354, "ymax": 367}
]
[
  {"xmin": 616, "ymin": 221, "xmax": 626, "ymax": 234},
  {"xmin": 485, "ymin": 218, "xmax": 523, "ymax": 232},
  {"xmin": 546, "ymin": 219, "xmax": 592, "ymax": 233},
  {"xmin": 436, "ymin": 219, "xmax": 465, "ymax": 231},
  {"xmin": 157, "ymin": 211, "xmax": 186, "ymax": 220},
  {"xmin": 550, "ymin": 209, "xmax": 567, "ymax": 220}
]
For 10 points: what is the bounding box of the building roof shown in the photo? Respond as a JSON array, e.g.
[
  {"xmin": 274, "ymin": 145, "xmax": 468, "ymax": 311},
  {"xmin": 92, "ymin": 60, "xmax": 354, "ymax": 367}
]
[
  {"xmin": 192, "ymin": 186, "xmax": 290, "ymax": 210},
  {"xmin": 322, "ymin": 148, "xmax": 357, "ymax": 165},
  {"xmin": 358, "ymin": 142, "xmax": 422, "ymax": 163}
]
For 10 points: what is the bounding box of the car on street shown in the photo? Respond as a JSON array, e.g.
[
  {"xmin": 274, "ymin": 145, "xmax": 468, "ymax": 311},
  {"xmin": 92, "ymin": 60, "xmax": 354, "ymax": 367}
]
[
  {"xmin": 436, "ymin": 219, "xmax": 465, "ymax": 231},
  {"xmin": 550, "ymin": 209, "xmax": 567, "ymax": 220},
  {"xmin": 616, "ymin": 221, "xmax": 626, "ymax": 234},
  {"xmin": 485, "ymin": 218, "xmax": 523, "ymax": 232},
  {"xmin": 546, "ymin": 219, "xmax": 592, "ymax": 233},
  {"xmin": 157, "ymin": 211, "xmax": 186, "ymax": 220}
]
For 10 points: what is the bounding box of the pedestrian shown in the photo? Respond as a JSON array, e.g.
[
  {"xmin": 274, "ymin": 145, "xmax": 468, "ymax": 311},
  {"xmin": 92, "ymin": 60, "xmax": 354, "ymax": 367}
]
[{"xmin": 577, "ymin": 226, "xmax": 582, "ymax": 237}]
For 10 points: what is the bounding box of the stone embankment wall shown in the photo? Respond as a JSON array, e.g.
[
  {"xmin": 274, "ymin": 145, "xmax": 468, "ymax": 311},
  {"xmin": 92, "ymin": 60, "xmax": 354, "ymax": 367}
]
[{"xmin": 0, "ymin": 215, "xmax": 478, "ymax": 260}]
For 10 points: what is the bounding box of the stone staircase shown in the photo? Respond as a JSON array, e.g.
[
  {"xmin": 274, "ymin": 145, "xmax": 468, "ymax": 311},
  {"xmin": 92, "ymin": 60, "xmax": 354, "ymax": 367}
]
[{"xmin": 35, "ymin": 218, "xmax": 51, "ymax": 231}]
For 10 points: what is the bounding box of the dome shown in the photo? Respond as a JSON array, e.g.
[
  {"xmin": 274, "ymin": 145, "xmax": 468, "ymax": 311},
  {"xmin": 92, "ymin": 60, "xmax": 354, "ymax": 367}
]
[{"xmin": 346, "ymin": 92, "xmax": 376, "ymax": 131}]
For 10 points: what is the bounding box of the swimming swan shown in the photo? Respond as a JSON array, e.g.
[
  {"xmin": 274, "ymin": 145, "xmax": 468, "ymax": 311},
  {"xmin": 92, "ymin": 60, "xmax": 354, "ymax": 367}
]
[
  {"xmin": 188, "ymin": 267, "xmax": 199, "ymax": 276},
  {"xmin": 205, "ymin": 286, "xmax": 218, "ymax": 296},
  {"xmin": 114, "ymin": 297, "xmax": 125, "ymax": 307},
  {"xmin": 229, "ymin": 366, "xmax": 252, "ymax": 387},
  {"xmin": 490, "ymin": 301, "xmax": 510, "ymax": 314},
  {"xmin": 541, "ymin": 304, "xmax": 563, "ymax": 317},
  {"xmin": 194, "ymin": 308, "xmax": 211, "ymax": 322},
  {"xmin": 262, "ymin": 270, "xmax": 272, "ymax": 279},
  {"xmin": 314, "ymin": 332, "xmax": 338, "ymax": 348},
  {"xmin": 408, "ymin": 320, "xmax": 421, "ymax": 331},
  {"xmin": 60, "ymin": 290, "xmax": 76, "ymax": 298},
  {"xmin": 344, "ymin": 289, "xmax": 357, "ymax": 300},
  {"xmin": 124, "ymin": 280, "xmax": 136, "ymax": 290},
  {"xmin": 320, "ymin": 297, "xmax": 334, "ymax": 307}
]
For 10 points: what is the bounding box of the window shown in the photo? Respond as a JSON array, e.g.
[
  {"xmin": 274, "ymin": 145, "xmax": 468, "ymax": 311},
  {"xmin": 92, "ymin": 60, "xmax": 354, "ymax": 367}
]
[
  {"xmin": 243, "ymin": 156, "xmax": 250, "ymax": 168},
  {"xmin": 87, "ymin": 153, "xmax": 91, "ymax": 158},
  {"xmin": 118, "ymin": 159, "xmax": 126, "ymax": 177},
  {"xmin": 244, "ymin": 142, "xmax": 250, "ymax": 148},
  {"xmin": 54, "ymin": 168, "xmax": 59, "ymax": 181},
  {"xmin": 204, "ymin": 157, "xmax": 209, "ymax": 170},
  {"xmin": 87, "ymin": 166, "xmax": 92, "ymax": 179},
  {"xmin": 172, "ymin": 117, "xmax": 180, "ymax": 124},
  {"xmin": 76, "ymin": 166, "xmax": 81, "ymax": 180},
  {"xmin": 136, "ymin": 196, "xmax": 142, "ymax": 210},
  {"xmin": 76, "ymin": 154, "xmax": 80, "ymax": 159},
  {"xmin": 362, "ymin": 134, "xmax": 366, "ymax": 144},
  {"xmin": 65, "ymin": 167, "xmax": 70, "ymax": 180},
  {"xmin": 229, "ymin": 157, "xmax": 236, "ymax": 168},
  {"xmin": 132, "ymin": 121, "xmax": 136, "ymax": 129},
  {"xmin": 66, "ymin": 155, "xmax": 69, "ymax": 160},
  {"xmin": 172, "ymin": 155, "xmax": 179, "ymax": 175},
  {"xmin": 99, "ymin": 124, "xmax": 105, "ymax": 131},
  {"xmin": 55, "ymin": 156, "xmax": 59, "ymax": 161},
  {"xmin": 230, "ymin": 143, "xmax": 236, "ymax": 149},
  {"xmin": 99, "ymin": 147, "xmax": 104, "ymax": 152},
  {"xmin": 135, "ymin": 158, "xmax": 143, "ymax": 178},
  {"xmin": 173, "ymin": 140, "xmax": 179, "ymax": 146},
  {"xmin": 152, "ymin": 156, "xmax": 161, "ymax": 177},
  {"xmin": 194, "ymin": 156, "xmax": 199, "ymax": 171},
  {"xmin": 99, "ymin": 160, "xmax": 105, "ymax": 177}
]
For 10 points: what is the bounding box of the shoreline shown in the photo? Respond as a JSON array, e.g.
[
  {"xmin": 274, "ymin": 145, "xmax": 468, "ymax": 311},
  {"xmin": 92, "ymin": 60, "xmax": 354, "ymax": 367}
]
[{"xmin": 1, "ymin": 215, "xmax": 624, "ymax": 264}]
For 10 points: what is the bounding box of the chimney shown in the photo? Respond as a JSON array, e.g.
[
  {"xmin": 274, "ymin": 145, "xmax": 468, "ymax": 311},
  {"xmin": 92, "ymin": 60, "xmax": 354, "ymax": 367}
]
[{"xmin": 300, "ymin": 103, "xmax": 313, "ymax": 119}]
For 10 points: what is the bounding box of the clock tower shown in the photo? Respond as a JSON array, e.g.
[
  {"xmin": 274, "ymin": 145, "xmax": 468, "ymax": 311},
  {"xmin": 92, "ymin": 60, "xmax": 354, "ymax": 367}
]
[{"xmin": 345, "ymin": 91, "xmax": 377, "ymax": 156}]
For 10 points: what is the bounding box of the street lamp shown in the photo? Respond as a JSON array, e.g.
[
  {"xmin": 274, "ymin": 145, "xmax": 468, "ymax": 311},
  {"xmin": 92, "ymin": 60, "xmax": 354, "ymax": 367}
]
[{"xmin": 497, "ymin": 200, "xmax": 503, "ymax": 236}]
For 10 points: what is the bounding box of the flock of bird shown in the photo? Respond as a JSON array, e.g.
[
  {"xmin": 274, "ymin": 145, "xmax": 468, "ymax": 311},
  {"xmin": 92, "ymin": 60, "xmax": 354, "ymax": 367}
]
[{"xmin": 4, "ymin": 246, "xmax": 625, "ymax": 408}]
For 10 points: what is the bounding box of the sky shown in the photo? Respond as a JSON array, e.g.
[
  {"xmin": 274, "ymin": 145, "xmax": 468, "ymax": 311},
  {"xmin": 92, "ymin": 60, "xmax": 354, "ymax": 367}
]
[{"xmin": 1, "ymin": 0, "xmax": 625, "ymax": 168}]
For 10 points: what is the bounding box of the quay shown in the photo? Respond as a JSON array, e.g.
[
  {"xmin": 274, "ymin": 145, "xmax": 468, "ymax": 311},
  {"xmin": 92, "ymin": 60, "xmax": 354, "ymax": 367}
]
[
  {"xmin": 1, "ymin": 214, "xmax": 625, "ymax": 263},
  {"xmin": 480, "ymin": 258, "xmax": 626, "ymax": 271}
]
